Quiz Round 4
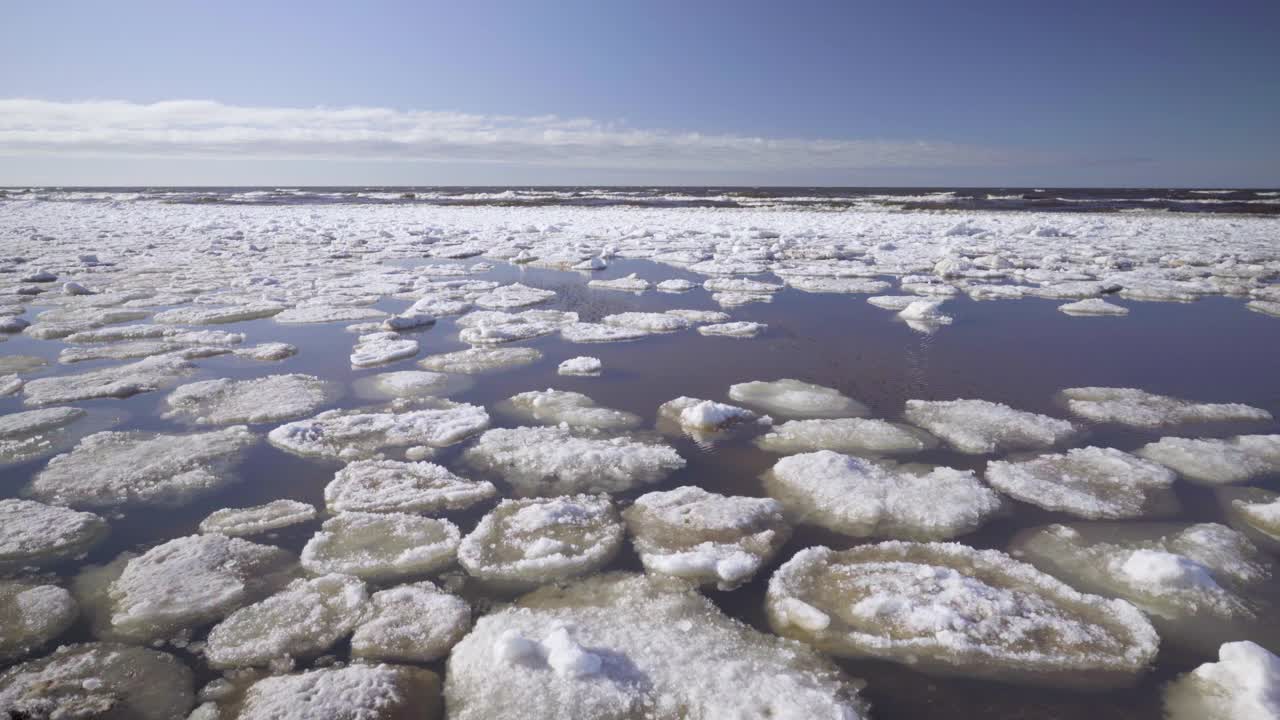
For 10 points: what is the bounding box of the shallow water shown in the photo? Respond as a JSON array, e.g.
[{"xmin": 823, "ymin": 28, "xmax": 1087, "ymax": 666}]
[{"xmin": 3, "ymin": 249, "xmax": 1279, "ymax": 717}]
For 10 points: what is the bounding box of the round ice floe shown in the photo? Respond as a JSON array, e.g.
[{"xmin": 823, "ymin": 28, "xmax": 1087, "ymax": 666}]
[
  {"xmin": 0, "ymin": 498, "xmax": 109, "ymax": 568},
  {"xmin": 985, "ymin": 446, "xmax": 1179, "ymax": 519},
  {"xmin": 1164, "ymin": 641, "xmax": 1280, "ymax": 720},
  {"xmin": 1011, "ymin": 522, "xmax": 1279, "ymax": 654},
  {"xmin": 229, "ymin": 664, "xmax": 442, "ymax": 720},
  {"xmin": 1136, "ymin": 435, "xmax": 1280, "ymax": 485},
  {"xmin": 462, "ymin": 426, "xmax": 685, "ymax": 496},
  {"xmin": 1058, "ymin": 386, "xmax": 1272, "ymax": 427},
  {"xmin": 324, "ymin": 459, "xmax": 496, "ymax": 514},
  {"xmin": 623, "ymin": 486, "xmax": 790, "ymax": 590},
  {"xmin": 0, "ymin": 406, "xmax": 88, "ymax": 466},
  {"xmin": 728, "ymin": 378, "xmax": 868, "ymax": 419},
  {"xmin": 74, "ymin": 534, "xmax": 298, "ymax": 643},
  {"xmin": 766, "ymin": 543, "xmax": 1158, "ymax": 688},
  {"xmin": 764, "ymin": 451, "xmax": 1001, "ymax": 540},
  {"xmin": 1217, "ymin": 486, "xmax": 1280, "ymax": 554},
  {"xmin": 350, "ymin": 331, "xmax": 419, "ymax": 367},
  {"xmin": 458, "ymin": 495, "xmax": 623, "ymax": 591},
  {"xmin": 1058, "ymin": 298, "xmax": 1129, "ymax": 316},
  {"xmin": 301, "ymin": 512, "xmax": 460, "ymax": 582},
  {"xmin": 787, "ymin": 276, "xmax": 891, "ymax": 294},
  {"xmin": 755, "ymin": 417, "xmax": 937, "ymax": 456},
  {"xmin": 164, "ymin": 374, "xmax": 337, "ymax": 425},
  {"xmin": 697, "ymin": 320, "xmax": 766, "ymax": 337},
  {"xmin": 418, "ymin": 346, "xmax": 542, "ymax": 373},
  {"xmin": 27, "ymin": 426, "xmax": 256, "ymax": 509},
  {"xmin": 476, "ymin": 282, "xmax": 557, "ymax": 309},
  {"xmin": 656, "ymin": 278, "xmax": 695, "ymax": 292},
  {"xmin": 655, "ymin": 396, "xmax": 762, "ymax": 437},
  {"xmin": 446, "ymin": 573, "xmax": 868, "ymax": 720},
  {"xmin": 557, "ymin": 356, "xmax": 602, "ymax": 376},
  {"xmin": 665, "ymin": 308, "xmax": 729, "ymax": 324},
  {"xmin": 205, "ymin": 574, "xmax": 368, "ymax": 668},
  {"xmin": 199, "ymin": 500, "xmax": 317, "ymax": 537},
  {"xmin": 350, "ymin": 581, "xmax": 471, "ymax": 663},
  {"xmin": 559, "ymin": 321, "xmax": 652, "ymax": 343},
  {"xmin": 588, "ymin": 273, "xmax": 649, "ymax": 292},
  {"xmin": 268, "ymin": 402, "xmax": 489, "ymax": 461},
  {"xmin": 0, "ymin": 580, "xmax": 77, "ymax": 663},
  {"xmin": 0, "ymin": 643, "xmax": 195, "ymax": 720},
  {"xmin": 22, "ymin": 354, "xmax": 195, "ymax": 406},
  {"xmin": 600, "ymin": 311, "xmax": 691, "ymax": 333},
  {"xmin": 274, "ymin": 304, "xmax": 387, "ymax": 324},
  {"xmin": 903, "ymin": 399, "xmax": 1077, "ymax": 455},
  {"xmin": 458, "ymin": 314, "xmax": 562, "ymax": 345},
  {"xmin": 353, "ymin": 369, "xmax": 469, "ymax": 399},
  {"xmin": 498, "ymin": 389, "xmax": 642, "ymax": 431}
]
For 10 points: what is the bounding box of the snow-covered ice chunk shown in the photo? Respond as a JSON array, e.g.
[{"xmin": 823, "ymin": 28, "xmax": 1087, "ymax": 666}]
[
  {"xmin": 665, "ymin": 308, "xmax": 730, "ymax": 324},
  {"xmin": 1248, "ymin": 300, "xmax": 1280, "ymax": 318},
  {"xmin": 1058, "ymin": 298, "xmax": 1130, "ymax": 316},
  {"xmin": 350, "ymin": 581, "xmax": 471, "ymax": 663},
  {"xmin": 164, "ymin": 374, "xmax": 337, "ymax": 425},
  {"xmin": 766, "ymin": 543, "xmax": 1158, "ymax": 688},
  {"xmin": 1136, "ymin": 434, "xmax": 1280, "ymax": 485},
  {"xmin": 656, "ymin": 395, "xmax": 762, "ymax": 435},
  {"xmin": 985, "ymin": 446, "xmax": 1179, "ymax": 519},
  {"xmin": 656, "ymin": 278, "xmax": 695, "ymax": 292},
  {"xmin": 324, "ymin": 459, "xmax": 496, "ymax": 514},
  {"xmin": 381, "ymin": 311, "xmax": 435, "ymax": 331},
  {"xmin": 459, "ymin": 495, "xmax": 623, "ymax": 591},
  {"xmin": 205, "ymin": 574, "xmax": 368, "ymax": 668},
  {"xmin": 1164, "ymin": 641, "xmax": 1280, "ymax": 720},
  {"xmin": 301, "ymin": 512, "xmax": 460, "ymax": 582},
  {"xmin": 787, "ymin": 276, "xmax": 891, "ymax": 294},
  {"xmin": 600, "ymin": 311, "xmax": 691, "ymax": 333},
  {"xmin": 268, "ymin": 402, "xmax": 489, "ymax": 461},
  {"xmin": 0, "ymin": 406, "xmax": 88, "ymax": 466},
  {"xmin": 1011, "ymin": 522, "xmax": 1279, "ymax": 654},
  {"xmin": 0, "ymin": 498, "xmax": 109, "ymax": 568},
  {"xmin": 235, "ymin": 341, "xmax": 297, "ymax": 361},
  {"xmin": 475, "ymin": 282, "xmax": 556, "ymax": 309},
  {"xmin": 624, "ymin": 486, "xmax": 790, "ymax": 590},
  {"xmin": 1058, "ymin": 386, "xmax": 1272, "ymax": 427},
  {"xmin": 418, "ymin": 346, "xmax": 541, "ymax": 373},
  {"xmin": 697, "ymin": 320, "xmax": 766, "ymax": 337},
  {"xmin": 353, "ymin": 369, "xmax": 468, "ymax": 400},
  {"xmin": 755, "ymin": 417, "xmax": 937, "ymax": 456},
  {"xmin": 0, "ymin": 643, "xmax": 195, "ymax": 720},
  {"xmin": 588, "ymin": 273, "xmax": 649, "ymax": 292},
  {"xmin": 904, "ymin": 399, "xmax": 1077, "ymax": 455},
  {"xmin": 230, "ymin": 664, "xmax": 441, "ymax": 720},
  {"xmin": 559, "ymin": 321, "xmax": 652, "ymax": 343},
  {"xmin": 0, "ymin": 354, "xmax": 45, "ymax": 375},
  {"xmin": 897, "ymin": 299, "xmax": 954, "ymax": 326},
  {"xmin": 74, "ymin": 533, "xmax": 297, "ymax": 643},
  {"xmin": 198, "ymin": 499, "xmax": 317, "ymax": 538},
  {"xmin": 1217, "ymin": 486, "xmax": 1280, "ymax": 554},
  {"xmin": 729, "ymin": 378, "xmax": 868, "ymax": 419},
  {"xmin": 499, "ymin": 389, "xmax": 641, "ymax": 431},
  {"xmin": 350, "ymin": 331, "xmax": 419, "ymax": 367},
  {"xmin": 558, "ymin": 356, "xmax": 602, "ymax": 376},
  {"xmin": 446, "ymin": 573, "xmax": 868, "ymax": 720},
  {"xmin": 703, "ymin": 277, "xmax": 782, "ymax": 294},
  {"xmin": 867, "ymin": 295, "xmax": 919, "ymax": 310},
  {"xmin": 154, "ymin": 302, "xmax": 286, "ymax": 325},
  {"xmin": 274, "ymin": 305, "xmax": 387, "ymax": 324},
  {"xmin": 765, "ymin": 451, "xmax": 1001, "ymax": 540},
  {"xmin": 0, "ymin": 580, "xmax": 77, "ymax": 663},
  {"xmin": 27, "ymin": 426, "xmax": 255, "ymax": 509},
  {"xmin": 22, "ymin": 354, "xmax": 195, "ymax": 406},
  {"xmin": 462, "ymin": 426, "xmax": 685, "ymax": 496}
]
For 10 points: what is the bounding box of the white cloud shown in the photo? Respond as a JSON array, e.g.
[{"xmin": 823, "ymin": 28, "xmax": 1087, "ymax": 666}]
[{"xmin": 0, "ymin": 99, "xmax": 1022, "ymax": 170}]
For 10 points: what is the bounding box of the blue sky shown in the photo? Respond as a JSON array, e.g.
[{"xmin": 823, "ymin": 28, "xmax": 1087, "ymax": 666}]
[{"xmin": 1, "ymin": 0, "xmax": 1277, "ymax": 186}]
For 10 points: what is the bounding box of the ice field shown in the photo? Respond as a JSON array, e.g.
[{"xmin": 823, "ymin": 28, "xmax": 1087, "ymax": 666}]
[{"xmin": 1, "ymin": 195, "xmax": 1279, "ymax": 719}]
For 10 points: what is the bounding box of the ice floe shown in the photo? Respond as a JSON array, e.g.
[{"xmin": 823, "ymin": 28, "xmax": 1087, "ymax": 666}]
[
  {"xmin": 600, "ymin": 311, "xmax": 691, "ymax": 333},
  {"xmin": 623, "ymin": 486, "xmax": 790, "ymax": 590},
  {"xmin": 1217, "ymin": 487, "xmax": 1280, "ymax": 553},
  {"xmin": 462, "ymin": 426, "xmax": 685, "ymax": 496},
  {"xmin": 497, "ymin": 389, "xmax": 642, "ymax": 431},
  {"xmin": 475, "ymin": 282, "xmax": 556, "ymax": 309},
  {"xmin": 557, "ymin": 355, "xmax": 602, "ymax": 376},
  {"xmin": 766, "ymin": 543, "xmax": 1158, "ymax": 687},
  {"xmin": 0, "ymin": 580, "xmax": 77, "ymax": 663},
  {"xmin": 22, "ymin": 354, "xmax": 195, "ymax": 406},
  {"xmin": 350, "ymin": 331, "xmax": 419, "ymax": 367},
  {"xmin": 0, "ymin": 498, "xmax": 109, "ymax": 569},
  {"xmin": 204, "ymin": 574, "xmax": 368, "ymax": 668},
  {"xmin": 154, "ymin": 302, "xmax": 287, "ymax": 325},
  {"xmin": 1058, "ymin": 298, "xmax": 1130, "ymax": 316},
  {"xmin": 1058, "ymin": 386, "xmax": 1272, "ymax": 427},
  {"xmin": 352, "ymin": 369, "xmax": 467, "ymax": 399},
  {"xmin": 755, "ymin": 417, "xmax": 937, "ymax": 456},
  {"xmin": 226, "ymin": 664, "xmax": 441, "ymax": 720},
  {"xmin": 559, "ymin": 321, "xmax": 652, "ymax": 343},
  {"xmin": 198, "ymin": 500, "xmax": 318, "ymax": 538},
  {"xmin": 27, "ymin": 426, "xmax": 255, "ymax": 509},
  {"xmin": 1136, "ymin": 434, "xmax": 1280, "ymax": 485},
  {"xmin": 0, "ymin": 643, "xmax": 195, "ymax": 719},
  {"xmin": 446, "ymin": 573, "xmax": 868, "ymax": 720},
  {"xmin": 588, "ymin": 273, "xmax": 649, "ymax": 292},
  {"xmin": 274, "ymin": 304, "xmax": 387, "ymax": 324},
  {"xmin": 301, "ymin": 512, "xmax": 460, "ymax": 581},
  {"xmin": 655, "ymin": 396, "xmax": 763, "ymax": 438},
  {"xmin": 350, "ymin": 581, "xmax": 471, "ymax": 663},
  {"xmin": 985, "ymin": 446, "xmax": 1180, "ymax": 519},
  {"xmin": 163, "ymin": 374, "xmax": 337, "ymax": 425},
  {"xmin": 697, "ymin": 320, "xmax": 766, "ymax": 337},
  {"xmin": 765, "ymin": 451, "xmax": 1001, "ymax": 540},
  {"xmin": 324, "ymin": 459, "xmax": 496, "ymax": 514},
  {"xmin": 268, "ymin": 402, "xmax": 489, "ymax": 461},
  {"xmin": 0, "ymin": 406, "xmax": 88, "ymax": 466},
  {"xmin": 1163, "ymin": 641, "xmax": 1280, "ymax": 720},
  {"xmin": 418, "ymin": 346, "xmax": 541, "ymax": 373},
  {"xmin": 458, "ymin": 495, "xmax": 623, "ymax": 591},
  {"xmin": 728, "ymin": 378, "xmax": 868, "ymax": 418},
  {"xmin": 1011, "ymin": 522, "xmax": 1279, "ymax": 654},
  {"xmin": 904, "ymin": 399, "xmax": 1078, "ymax": 454}
]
